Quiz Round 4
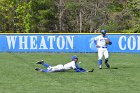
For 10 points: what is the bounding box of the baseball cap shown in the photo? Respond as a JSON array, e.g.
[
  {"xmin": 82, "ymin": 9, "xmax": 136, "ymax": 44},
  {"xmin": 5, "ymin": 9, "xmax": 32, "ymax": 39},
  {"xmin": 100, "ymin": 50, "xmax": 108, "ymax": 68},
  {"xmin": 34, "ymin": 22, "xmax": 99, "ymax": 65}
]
[
  {"xmin": 101, "ymin": 29, "xmax": 107, "ymax": 34},
  {"xmin": 71, "ymin": 55, "xmax": 78, "ymax": 60}
]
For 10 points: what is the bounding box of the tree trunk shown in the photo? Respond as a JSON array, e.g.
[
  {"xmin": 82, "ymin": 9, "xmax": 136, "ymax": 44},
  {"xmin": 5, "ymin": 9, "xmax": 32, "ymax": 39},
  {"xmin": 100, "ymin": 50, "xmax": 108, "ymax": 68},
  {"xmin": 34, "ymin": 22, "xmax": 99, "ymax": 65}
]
[
  {"xmin": 59, "ymin": 0, "xmax": 63, "ymax": 32},
  {"xmin": 90, "ymin": 10, "xmax": 93, "ymax": 33},
  {"xmin": 79, "ymin": 9, "xmax": 82, "ymax": 33}
]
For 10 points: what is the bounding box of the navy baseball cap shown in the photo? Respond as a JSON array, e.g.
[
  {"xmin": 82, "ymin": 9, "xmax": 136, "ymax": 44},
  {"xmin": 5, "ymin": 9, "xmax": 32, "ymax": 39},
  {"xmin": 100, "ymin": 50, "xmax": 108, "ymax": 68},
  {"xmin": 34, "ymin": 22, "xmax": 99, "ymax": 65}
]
[
  {"xmin": 71, "ymin": 55, "xmax": 78, "ymax": 60},
  {"xmin": 101, "ymin": 29, "xmax": 107, "ymax": 34}
]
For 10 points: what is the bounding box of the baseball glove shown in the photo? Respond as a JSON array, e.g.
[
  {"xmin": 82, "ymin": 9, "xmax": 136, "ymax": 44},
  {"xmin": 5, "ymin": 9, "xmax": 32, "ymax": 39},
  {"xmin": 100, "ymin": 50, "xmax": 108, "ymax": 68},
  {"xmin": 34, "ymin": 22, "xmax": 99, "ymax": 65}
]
[{"xmin": 105, "ymin": 39, "xmax": 111, "ymax": 45}]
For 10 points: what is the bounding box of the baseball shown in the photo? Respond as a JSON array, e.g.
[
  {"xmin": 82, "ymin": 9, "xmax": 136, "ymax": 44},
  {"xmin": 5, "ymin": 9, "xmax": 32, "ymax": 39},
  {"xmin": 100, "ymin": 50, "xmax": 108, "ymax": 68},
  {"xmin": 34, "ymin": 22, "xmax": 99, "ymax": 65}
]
[{"xmin": 79, "ymin": 62, "xmax": 82, "ymax": 64}]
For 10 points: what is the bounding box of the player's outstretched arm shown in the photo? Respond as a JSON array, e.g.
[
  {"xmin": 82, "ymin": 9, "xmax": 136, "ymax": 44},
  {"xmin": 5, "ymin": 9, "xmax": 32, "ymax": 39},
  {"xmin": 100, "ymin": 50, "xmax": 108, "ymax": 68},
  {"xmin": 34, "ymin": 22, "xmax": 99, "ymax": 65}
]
[{"xmin": 74, "ymin": 68, "xmax": 87, "ymax": 72}]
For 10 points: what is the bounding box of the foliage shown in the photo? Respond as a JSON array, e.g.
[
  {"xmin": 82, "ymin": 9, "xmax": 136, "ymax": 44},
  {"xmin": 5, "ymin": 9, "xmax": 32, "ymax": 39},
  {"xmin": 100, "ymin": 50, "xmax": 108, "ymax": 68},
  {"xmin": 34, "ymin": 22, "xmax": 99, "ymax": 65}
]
[
  {"xmin": 0, "ymin": 0, "xmax": 139, "ymax": 33},
  {"xmin": 15, "ymin": 1, "xmax": 32, "ymax": 33}
]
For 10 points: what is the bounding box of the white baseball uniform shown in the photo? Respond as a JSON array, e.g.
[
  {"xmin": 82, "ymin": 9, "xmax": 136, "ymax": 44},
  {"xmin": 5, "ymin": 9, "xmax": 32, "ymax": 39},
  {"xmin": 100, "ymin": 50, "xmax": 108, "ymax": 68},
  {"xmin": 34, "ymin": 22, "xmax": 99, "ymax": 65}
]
[
  {"xmin": 94, "ymin": 35, "xmax": 110, "ymax": 60},
  {"xmin": 47, "ymin": 61, "xmax": 77, "ymax": 72}
]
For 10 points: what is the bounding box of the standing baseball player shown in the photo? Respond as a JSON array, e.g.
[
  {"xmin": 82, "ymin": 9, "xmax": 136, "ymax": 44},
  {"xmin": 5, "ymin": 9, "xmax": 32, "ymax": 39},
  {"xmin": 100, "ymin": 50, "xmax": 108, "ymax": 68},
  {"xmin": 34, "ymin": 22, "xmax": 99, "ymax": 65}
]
[
  {"xmin": 35, "ymin": 55, "xmax": 94, "ymax": 73},
  {"xmin": 94, "ymin": 30, "xmax": 112, "ymax": 69}
]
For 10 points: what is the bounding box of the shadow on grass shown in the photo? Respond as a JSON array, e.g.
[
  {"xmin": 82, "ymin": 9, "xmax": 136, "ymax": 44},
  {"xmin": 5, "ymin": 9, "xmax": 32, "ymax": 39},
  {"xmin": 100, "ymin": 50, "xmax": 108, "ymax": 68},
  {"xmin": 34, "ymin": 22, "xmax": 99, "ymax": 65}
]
[
  {"xmin": 110, "ymin": 67, "xmax": 118, "ymax": 69},
  {"xmin": 103, "ymin": 67, "xmax": 118, "ymax": 69}
]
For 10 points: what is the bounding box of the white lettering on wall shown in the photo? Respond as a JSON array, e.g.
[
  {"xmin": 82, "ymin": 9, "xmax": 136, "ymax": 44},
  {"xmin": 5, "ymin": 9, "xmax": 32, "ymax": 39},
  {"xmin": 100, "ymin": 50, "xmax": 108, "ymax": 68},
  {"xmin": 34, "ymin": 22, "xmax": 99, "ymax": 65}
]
[
  {"xmin": 39, "ymin": 36, "xmax": 48, "ymax": 49},
  {"xmin": 30, "ymin": 36, "xmax": 37, "ymax": 49},
  {"xmin": 127, "ymin": 36, "xmax": 136, "ymax": 50},
  {"xmin": 118, "ymin": 36, "xmax": 126, "ymax": 50},
  {"xmin": 119, "ymin": 35, "xmax": 140, "ymax": 51},
  {"xmin": 47, "ymin": 36, "xmax": 55, "ymax": 49},
  {"xmin": 57, "ymin": 36, "xmax": 65, "ymax": 49},
  {"xmin": 137, "ymin": 36, "xmax": 140, "ymax": 50},
  {"xmin": 6, "ymin": 36, "xmax": 17, "ymax": 49},
  {"xmin": 19, "ymin": 36, "xmax": 28, "ymax": 49},
  {"xmin": 6, "ymin": 35, "xmax": 74, "ymax": 50},
  {"xmin": 65, "ymin": 36, "xmax": 74, "ymax": 49}
]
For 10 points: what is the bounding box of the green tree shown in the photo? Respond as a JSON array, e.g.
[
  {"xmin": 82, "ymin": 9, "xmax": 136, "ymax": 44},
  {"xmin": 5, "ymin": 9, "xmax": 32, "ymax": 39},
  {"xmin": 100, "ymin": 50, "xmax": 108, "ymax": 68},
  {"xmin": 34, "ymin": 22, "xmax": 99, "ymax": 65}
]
[
  {"xmin": 31, "ymin": 0, "xmax": 58, "ymax": 33},
  {"xmin": 15, "ymin": 0, "xmax": 32, "ymax": 33},
  {"xmin": 0, "ymin": 0, "xmax": 16, "ymax": 32},
  {"xmin": 0, "ymin": 0, "xmax": 139, "ymax": 33}
]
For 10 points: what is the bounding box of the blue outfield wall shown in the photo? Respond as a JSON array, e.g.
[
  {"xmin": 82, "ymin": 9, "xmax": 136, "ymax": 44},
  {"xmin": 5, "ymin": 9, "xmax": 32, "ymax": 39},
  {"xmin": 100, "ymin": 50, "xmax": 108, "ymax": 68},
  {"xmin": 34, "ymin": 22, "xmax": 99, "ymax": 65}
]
[{"xmin": 0, "ymin": 34, "xmax": 140, "ymax": 53}]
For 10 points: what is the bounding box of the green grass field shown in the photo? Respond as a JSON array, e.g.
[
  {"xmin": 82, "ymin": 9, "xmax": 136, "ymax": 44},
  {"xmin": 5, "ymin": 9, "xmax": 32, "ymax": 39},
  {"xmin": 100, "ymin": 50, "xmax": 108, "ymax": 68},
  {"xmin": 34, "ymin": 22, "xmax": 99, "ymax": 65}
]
[{"xmin": 0, "ymin": 53, "xmax": 140, "ymax": 93}]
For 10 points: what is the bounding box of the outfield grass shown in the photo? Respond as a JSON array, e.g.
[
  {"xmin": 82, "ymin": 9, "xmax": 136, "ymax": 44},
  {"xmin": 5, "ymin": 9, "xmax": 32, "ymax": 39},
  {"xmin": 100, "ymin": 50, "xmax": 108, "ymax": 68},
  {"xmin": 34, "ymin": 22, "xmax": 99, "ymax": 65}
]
[{"xmin": 0, "ymin": 53, "xmax": 140, "ymax": 93}]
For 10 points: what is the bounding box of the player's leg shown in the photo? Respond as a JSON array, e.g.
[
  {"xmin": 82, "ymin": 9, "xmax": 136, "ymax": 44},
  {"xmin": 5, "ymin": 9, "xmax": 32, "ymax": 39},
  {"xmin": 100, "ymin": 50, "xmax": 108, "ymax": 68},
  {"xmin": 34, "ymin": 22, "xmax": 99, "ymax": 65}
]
[
  {"xmin": 35, "ymin": 68, "xmax": 51, "ymax": 73},
  {"xmin": 104, "ymin": 49, "xmax": 110, "ymax": 68},
  {"xmin": 36, "ymin": 60, "xmax": 44, "ymax": 64},
  {"xmin": 42, "ymin": 63, "xmax": 50, "ymax": 68},
  {"xmin": 35, "ymin": 60, "xmax": 51, "ymax": 72},
  {"xmin": 42, "ymin": 69, "xmax": 51, "ymax": 72},
  {"xmin": 98, "ymin": 49, "xmax": 104, "ymax": 69},
  {"xmin": 51, "ymin": 64, "xmax": 64, "ymax": 72},
  {"xmin": 36, "ymin": 60, "xmax": 50, "ymax": 68}
]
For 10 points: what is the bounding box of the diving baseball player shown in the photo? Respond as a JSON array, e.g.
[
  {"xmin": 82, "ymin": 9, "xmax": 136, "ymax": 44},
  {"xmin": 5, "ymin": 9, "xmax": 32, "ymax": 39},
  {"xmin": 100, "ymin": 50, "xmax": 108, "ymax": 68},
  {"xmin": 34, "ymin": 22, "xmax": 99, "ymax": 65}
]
[
  {"xmin": 35, "ymin": 55, "xmax": 94, "ymax": 72},
  {"xmin": 94, "ymin": 30, "xmax": 112, "ymax": 69}
]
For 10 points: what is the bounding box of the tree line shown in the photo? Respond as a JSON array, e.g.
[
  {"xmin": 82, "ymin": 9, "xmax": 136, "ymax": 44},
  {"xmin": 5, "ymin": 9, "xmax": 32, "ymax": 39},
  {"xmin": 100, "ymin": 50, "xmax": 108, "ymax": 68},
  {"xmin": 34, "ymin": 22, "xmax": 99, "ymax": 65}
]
[{"xmin": 0, "ymin": 0, "xmax": 140, "ymax": 33}]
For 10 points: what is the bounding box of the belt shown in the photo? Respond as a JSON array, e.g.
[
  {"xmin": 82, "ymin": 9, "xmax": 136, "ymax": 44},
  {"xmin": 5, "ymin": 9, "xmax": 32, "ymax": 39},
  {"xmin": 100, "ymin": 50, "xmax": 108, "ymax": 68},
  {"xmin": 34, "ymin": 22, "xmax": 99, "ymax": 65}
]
[{"xmin": 99, "ymin": 46, "xmax": 107, "ymax": 48}]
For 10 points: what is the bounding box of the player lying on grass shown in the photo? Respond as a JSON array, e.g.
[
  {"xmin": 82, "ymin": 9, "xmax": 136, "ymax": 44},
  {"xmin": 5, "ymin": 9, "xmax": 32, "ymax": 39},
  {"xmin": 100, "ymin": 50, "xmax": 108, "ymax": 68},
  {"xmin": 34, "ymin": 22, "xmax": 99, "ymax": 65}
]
[{"xmin": 35, "ymin": 55, "xmax": 94, "ymax": 73}]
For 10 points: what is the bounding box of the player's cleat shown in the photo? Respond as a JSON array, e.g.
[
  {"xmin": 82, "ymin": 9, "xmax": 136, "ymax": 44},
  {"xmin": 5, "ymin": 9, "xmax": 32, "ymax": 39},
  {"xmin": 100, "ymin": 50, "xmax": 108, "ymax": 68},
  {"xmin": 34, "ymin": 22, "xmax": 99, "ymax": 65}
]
[
  {"xmin": 105, "ymin": 63, "xmax": 110, "ymax": 68},
  {"xmin": 99, "ymin": 65, "xmax": 102, "ymax": 69},
  {"xmin": 35, "ymin": 68, "xmax": 42, "ymax": 71},
  {"xmin": 36, "ymin": 60, "xmax": 44, "ymax": 64}
]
